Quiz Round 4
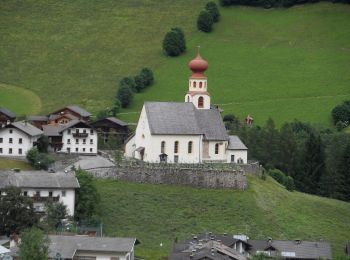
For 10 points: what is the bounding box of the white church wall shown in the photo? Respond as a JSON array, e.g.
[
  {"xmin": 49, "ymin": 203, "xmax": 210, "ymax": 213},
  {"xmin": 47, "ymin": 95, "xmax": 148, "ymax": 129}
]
[
  {"xmin": 206, "ymin": 141, "xmax": 228, "ymax": 161},
  {"xmin": 226, "ymin": 150, "xmax": 248, "ymax": 164},
  {"xmin": 192, "ymin": 94, "xmax": 211, "ymax": 109}
]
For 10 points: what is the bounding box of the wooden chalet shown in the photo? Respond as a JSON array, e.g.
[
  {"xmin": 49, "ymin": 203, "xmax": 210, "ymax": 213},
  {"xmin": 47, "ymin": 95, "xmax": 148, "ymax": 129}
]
[{"xmin": 91, "ymin": 117, "xmax": 130, "ymax": 143}]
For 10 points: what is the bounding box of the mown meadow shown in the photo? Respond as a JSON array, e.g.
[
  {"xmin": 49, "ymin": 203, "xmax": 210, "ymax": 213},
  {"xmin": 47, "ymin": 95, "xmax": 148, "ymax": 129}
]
[
  {"xmin": 1, "ymin": 1, "xmax": 350, "ymax": 126},
  {"xmin": 95, "ymin": 176, "xmax": 350, "ymax": 259}
]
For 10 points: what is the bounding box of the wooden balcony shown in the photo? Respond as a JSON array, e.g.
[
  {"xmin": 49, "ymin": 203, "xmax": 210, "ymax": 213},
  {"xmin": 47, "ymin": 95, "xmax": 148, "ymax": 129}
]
[
  {"xmin": 32, "ymin": 196, "xmax": 60, "ymax": 203},
  {"xmin": 73, "ymin": 132, "xmax": 88, "ymax": 138}
]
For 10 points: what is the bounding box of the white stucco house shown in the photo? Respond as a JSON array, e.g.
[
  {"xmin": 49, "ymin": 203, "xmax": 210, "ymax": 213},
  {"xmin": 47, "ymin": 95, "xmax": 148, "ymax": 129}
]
[
  {"xmin": 0, "ymin": 121, "xmax": 42, "ymax": 157},
  {"xmin": 43, "ymin": 120, "xmax": 98, "ymax": 154},
  {"xmin": 0, "ymin": 170, "xmax": 79, "ymax": 215},
  {"xmin": 125, "ymin": 52, "xmax": 248, "ymax": 164}
]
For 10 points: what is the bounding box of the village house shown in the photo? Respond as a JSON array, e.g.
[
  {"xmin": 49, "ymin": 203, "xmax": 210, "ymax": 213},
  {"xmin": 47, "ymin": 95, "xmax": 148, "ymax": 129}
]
[
  {"xmin": 170, "ymin": 233, "xmax": 333, "ymax": 260},
  {"xmin": 43, "ymin": 120, "xmax": 98, "ymax": 154},
  {"xmin": 91, "ymin": 117, "xmax": 131, "ymax": 144},
  {"xmin": 125, "ymin": 52, "xmax": 248, "ymax": 164},
  {"xmin": 0, "ymin": 170, "xmax": 79, "ymax": 215},
  {"xmin": 28, "ymin": 105, "xmax": 92, "ymax": 129},
  {"xmin": 0, "ymin": 108, "xmax": 16, "ymax": 127},
  {"xmin": 0, "ymin": 121, "xmax": 42, "ymax": 157},
  {"xmin": 10, "ymin": 235, "xmax": 137, "ymax": 260}
]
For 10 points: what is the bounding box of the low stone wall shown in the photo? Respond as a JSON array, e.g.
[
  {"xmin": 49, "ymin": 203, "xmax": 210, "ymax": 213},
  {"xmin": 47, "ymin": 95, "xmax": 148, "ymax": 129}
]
[{"xmin": 86, "ymin": 164, "xmax": 248, "ymax": 190}]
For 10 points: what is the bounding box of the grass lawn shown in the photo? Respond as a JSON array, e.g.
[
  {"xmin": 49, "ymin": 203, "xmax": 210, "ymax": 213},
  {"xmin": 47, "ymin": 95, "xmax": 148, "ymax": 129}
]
[
  {"xmin": 0, "ymin": 83, "xmax": 41, "ymax": 117},
  {"xmin": 0, "ymin": 157, "xmax": 33, "ymax": 170},
  {"xmin": 95, "ymin": 176, "xmax": 350, "ymax": 259},
  {"xmin": 1, "ymin": 2, "xmax": 349, "ymax": 126}
]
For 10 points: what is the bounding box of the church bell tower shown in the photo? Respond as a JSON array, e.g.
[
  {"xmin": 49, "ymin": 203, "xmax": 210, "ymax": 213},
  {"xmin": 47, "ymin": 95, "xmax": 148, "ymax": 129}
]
[{"xmin": 185, "ymin": 49, "xmax": 211, "ymax": 109}]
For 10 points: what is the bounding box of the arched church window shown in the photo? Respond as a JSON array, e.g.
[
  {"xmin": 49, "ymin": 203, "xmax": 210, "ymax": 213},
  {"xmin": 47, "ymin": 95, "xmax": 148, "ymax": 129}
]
[
  {"xmin": 198, "ymin": 96, "xmax": 204, "ymax": 108},
  {"xmin": 215, "ymin": 143, "xmax": 219, "ymax": 154},
  {"xmin": 193, "ymin": 81, "xmax": 196, "ymax": 88},
  {"xmin": 174, "ymin": 141, "xmax": 179, "ymax": 153},
  {"xmin": 161, "ymin": 141, "xmax": 166, "ymax": 153},
  {"xmin": 199, "ymin": 82, "xmax": 202, "ymax": 88},
  {"xmin": 188, "ymin": 141, "xmax": 193, "ymax": 154}
]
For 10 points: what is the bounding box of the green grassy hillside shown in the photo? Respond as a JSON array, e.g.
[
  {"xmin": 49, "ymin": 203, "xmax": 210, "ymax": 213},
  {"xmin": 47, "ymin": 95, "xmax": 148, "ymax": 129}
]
[
  {"xmin": 0, "ymin": 83, "xmax": 41, "ymax": 117},
  {"xmin": 95, "ymin": 176, "xmax": 350, "ymax": 259},
  {"xmin": 1, "ymin": 1, "xmax": 349, "ymax": 126}
]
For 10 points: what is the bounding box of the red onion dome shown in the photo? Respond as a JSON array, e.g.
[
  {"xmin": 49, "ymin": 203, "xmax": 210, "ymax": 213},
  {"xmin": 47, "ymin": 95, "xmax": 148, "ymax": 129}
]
[{"xmin": 188, "ymin": 54, "xmax": 208, "ymax": 75}]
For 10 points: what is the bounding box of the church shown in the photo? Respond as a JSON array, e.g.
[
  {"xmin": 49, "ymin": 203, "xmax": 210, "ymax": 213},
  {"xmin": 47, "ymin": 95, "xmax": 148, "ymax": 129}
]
[{"xmin": 124, "ymin": 51, "xmax": 248, "ymax": 164}]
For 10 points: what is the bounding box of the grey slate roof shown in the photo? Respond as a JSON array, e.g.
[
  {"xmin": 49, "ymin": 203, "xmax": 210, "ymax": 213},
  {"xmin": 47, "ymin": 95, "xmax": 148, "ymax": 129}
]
[
  {"xmin": 144, "ymin": 102, "xmax": 228, "ymax": 141},
  {"xmin": 48, "ymin": 235, "xmax": 136, "ymax": 258},
  {"xmin": 248, "ymin": 239, "xmax": 332, "ymax": 260},
  {"xmin": 0, "ymin": 107, "xmax": 16, "ymax": 118},
  {"xmin": 228, "ymin": 135, "xmax": 248, "ymax": 150},
  {"xmin": 7, "ymin": 121, "xmax": 43, "ymax": 136},
  {"xmin": 42, "ymin": 125, "xmax": 61, "ymax": 136},
  {"xmin": 105, "ymin": 117, "xmax": 128, "ymax": 126},
  {"xmin": 66, "ymin": 105, "xmax": 91, "ymax": 117},
  {"xmin": 0, "ymin": 171, "xmax": 80, "ymax": 189}
]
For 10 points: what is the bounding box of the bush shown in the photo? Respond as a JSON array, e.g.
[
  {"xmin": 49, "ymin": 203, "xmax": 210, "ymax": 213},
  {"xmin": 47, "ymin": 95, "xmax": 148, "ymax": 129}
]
[
  {"xmin": 134, "ymin": 74, "xmax": 146, "ymax": 92},
  {"xmin": 205, "ymin": 2, "xmax": 220, "ymax": 22},
  {"xmin": 268, "ymin": 169, "xmax": 295, "ymax": 191},
  {"xmin": 219, "ymin": 0, "xmax": 233, "ymax": 6},
  {"xmin": 26, "ymin": 148, "xmax": 54, "ymax": 170},
  {"xmin": 120, "ymin": 76, "xmax": 137, "ymax": 92},
  {"xmin": 332, "ymin": 100, "xmax": 350, "ymax": 127},
  {"xmin": 162, "ymin": 27, "xmax": 186, "ymax": 56},
  {"xmin": 197, "ymin": 10, "xmax": 214, "ymax": 32},
  {"xmin": 140, "ymin": 67, "xmax": 154, "ymax": 86},
  {"xmin": 117, "ymin": 84, "xmax": 133, "ymax": 108}
]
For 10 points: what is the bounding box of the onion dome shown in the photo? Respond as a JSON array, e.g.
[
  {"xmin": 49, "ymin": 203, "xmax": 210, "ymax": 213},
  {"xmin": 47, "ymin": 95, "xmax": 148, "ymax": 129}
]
[{"xmin": 188, "ymin": 52, "xmax": 208, "ymax": 78}]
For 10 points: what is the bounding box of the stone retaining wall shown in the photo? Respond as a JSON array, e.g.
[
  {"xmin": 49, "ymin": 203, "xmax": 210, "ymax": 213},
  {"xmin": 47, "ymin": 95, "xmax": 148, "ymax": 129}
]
[{"xmin": 86, "ymin": 164, "xmax": 248, "ymax": 190}]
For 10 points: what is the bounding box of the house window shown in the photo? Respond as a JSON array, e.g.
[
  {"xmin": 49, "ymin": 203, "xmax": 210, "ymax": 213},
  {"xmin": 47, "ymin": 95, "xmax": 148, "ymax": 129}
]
[
  {"xmin": 161, "ymin": 141, "xmax": 166, "ymax": 153},
  {"xmin": 0, "ymin": 148, "xmax": 2, "ymax": 154},
  {"xmin": 215, "ymin": 143, "xmax": 219, "ymax": 154},
  {"xmin": 75, "ymin": 129, "xmax": 79, "ymax": 134},
  {"xmin": 67, "ymin": 147, "xmax": 71, "ymax": 153},
  {"xmin": 18, "ymin": 148, "xmax": 22, "ymax": 155},
  {"xmin": 174, "ymin": 141, "xmax": 179, "ymax": 154},
  {"xmin": 0, "ymin": 138, "xmax": 3, "ymax": 143},
  {"xmin": 19, "ymin": 138, "xmax": 22, "ymax": 144},
  {"xmin": 83, "ymin": 139, "xmax": 86, "ymax": 144},
  {"xmin": 75, "ymin": 148, "xmax": 78, "ymax": 152},
  {"xmin": 90, "ymin": 148, "xmax": 93, "ymax": 153},
  {"xmin": 76, "ymin": 139, "xmax": 79, "ymax": 144},
  {"xmin": 9, "ymin": 129, "xmax": 13, "ymax": 134},
  {"xmin": 67, "ymin": 129, "xmax": 71, "ymax": 134},
  {"xmin": 83, "ymin": 129, "xmax": 86, "ymax": 133},
  {"xmin": 188, "ymin": 141, "xmax": 193, "ymax": 154},
  {"xmin": 198, "ymin": 96, "xmax": 204, "ymax": 108},
  {"xmin": 9, "ymin": 148, "xmax": 12, "ymax": 154},
  {"xmin": 90, "ymin": 129, "xmax": 94, "ymax": 135},
  {"xmin": 83, "ymin": 148, "xmax": 86, "ymax": 152},
  {"xmin": 67, "ymin": 139, "xmax": 71, "ymax": 144},
  {"xmin": 90, "ymin": 139, "xmax": 93, "ymax": 144},
  {"xmin": 23, "ymin": 191, "xmax": 28, "ymax": 196},
  {"xmin": 9, "ymin": 138, "xmax": 13, "ymax": 144},
  {"xmin": 35, "ymin": 191, "xmax": 40, "ymax": 196},
  {"xmin": 49, "ymin": 191, "xmax": 53, "ymax": 197},
  {"xmin": 61, "ymin": 191, "xmax": 66, "ymax": 197}
]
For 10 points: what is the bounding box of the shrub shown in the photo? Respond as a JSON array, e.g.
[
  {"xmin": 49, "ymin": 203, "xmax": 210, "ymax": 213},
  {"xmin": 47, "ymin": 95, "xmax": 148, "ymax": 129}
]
[
  {"xmin": 120, "ymin": 76, "xmax": 137, "ymax": 92},
  {"xmin": 134, "ymin": 74, "xmax": 146, "ymax": 92},
  {"xmin": 140, "ymin": 67, "xmax": 154, "ymax": 86},
  {"xmin": 331, "ymin": 100, "xmax": 350, "ymax": 127},
  {"xmin": 205, "ymin": 1, "xmax": 220, "ymax": 22},
  {"xmin": 268, "ymin": 168, "xmax": 295, "ymax": 191},
  {"xmin": 219, "ymin": 0, "xmax": 233, "ymax": 6},
  {"xmin": 117, "ymin": 84, "xmax": 133, "ymax": 108},
  {"xmin": 36, "ymin": 136, "xmax": 49, "ymax": 153},
  {"xmin": 162, "ymin": 27, "xmax": 186, "ymax": 56},
  {"xmin": 26, "ymin": 148, "xmax": 54, "ymax": 170},
  {"xmin": 197, "ymin": 10, "xmax": 214, "ymax": 32}
]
